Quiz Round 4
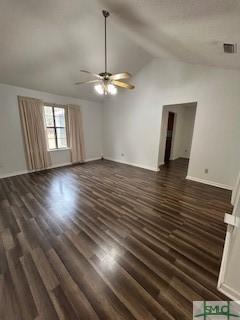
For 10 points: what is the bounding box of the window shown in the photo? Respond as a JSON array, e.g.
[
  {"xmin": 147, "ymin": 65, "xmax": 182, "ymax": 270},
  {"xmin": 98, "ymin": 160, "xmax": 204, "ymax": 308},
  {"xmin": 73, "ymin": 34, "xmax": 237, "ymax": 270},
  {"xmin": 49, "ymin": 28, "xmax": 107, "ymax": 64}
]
[{"xmin": 44, "ymin": 106, "xmax": 67, "ymax": 150}]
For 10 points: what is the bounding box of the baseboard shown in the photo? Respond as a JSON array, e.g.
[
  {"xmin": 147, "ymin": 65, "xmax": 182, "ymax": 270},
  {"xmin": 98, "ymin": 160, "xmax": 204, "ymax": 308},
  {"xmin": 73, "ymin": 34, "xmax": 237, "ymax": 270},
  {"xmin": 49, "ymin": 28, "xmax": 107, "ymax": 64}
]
[
  {"xmin": 48, "ymin": 162, "xmax": 72, "ymax": 169},
  {"xmin": 0, "ymin": 157, "xmax": 102, "ymax": 179},
  {"xmin": 85, "ymin": 157, "xmax": 102, "ymax": 162},
  {"xmin": 218, "ymin": 283, "xmax": 240, "ymax": 301},
  {"xmin": 186, "ymin": 175, "xmax": 233, "ymax": 190},
  {"xmin": 0, "ymin": 169, "xmax": 29, "ymax": 179},
  {"xmin": 0, "ymin": 162, "xmax": 72, "ymax": 179},
  {"xmin": 104, "ymin": 157, "xmax": 160, "ymax": 172}
]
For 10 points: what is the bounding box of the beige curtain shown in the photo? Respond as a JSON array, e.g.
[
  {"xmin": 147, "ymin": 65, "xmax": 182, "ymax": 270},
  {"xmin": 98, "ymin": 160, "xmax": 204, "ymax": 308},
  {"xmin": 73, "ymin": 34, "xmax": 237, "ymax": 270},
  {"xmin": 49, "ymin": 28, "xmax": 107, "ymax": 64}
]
[
  {"xmin": 18, "ymin": 96, "xmax": 50, "ymax": 170},
  {"xmin": 68, "ymin": 105, "xmax": 85, "ymax": 163}
]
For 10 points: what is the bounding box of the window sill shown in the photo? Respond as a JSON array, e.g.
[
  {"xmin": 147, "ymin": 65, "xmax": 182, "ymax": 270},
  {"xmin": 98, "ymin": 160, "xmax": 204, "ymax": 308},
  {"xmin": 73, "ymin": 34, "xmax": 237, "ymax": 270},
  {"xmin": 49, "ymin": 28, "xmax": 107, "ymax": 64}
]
[{"xmin": 48, "ymin": 147, "xmax": 70, "ymax": 152}]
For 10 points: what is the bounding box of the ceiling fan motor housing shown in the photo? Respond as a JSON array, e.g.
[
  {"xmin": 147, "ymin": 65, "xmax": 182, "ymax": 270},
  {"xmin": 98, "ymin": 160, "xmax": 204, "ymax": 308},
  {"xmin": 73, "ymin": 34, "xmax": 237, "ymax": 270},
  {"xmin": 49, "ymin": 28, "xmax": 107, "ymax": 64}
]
[
  {"xmin": 102, "ymin": 10, "xmax": 110, "ymax": 18},
  {"xmin": 99, "ymin": 72, "xmax": 112, "ymax": 79}
]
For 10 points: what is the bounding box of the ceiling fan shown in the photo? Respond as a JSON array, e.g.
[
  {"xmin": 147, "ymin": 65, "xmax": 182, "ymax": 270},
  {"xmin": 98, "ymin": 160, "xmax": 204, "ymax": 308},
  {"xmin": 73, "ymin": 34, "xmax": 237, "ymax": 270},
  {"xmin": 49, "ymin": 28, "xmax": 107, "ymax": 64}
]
[{"xmin": 75, "ymin": 10, "xmax": 135, "ymax": 95}]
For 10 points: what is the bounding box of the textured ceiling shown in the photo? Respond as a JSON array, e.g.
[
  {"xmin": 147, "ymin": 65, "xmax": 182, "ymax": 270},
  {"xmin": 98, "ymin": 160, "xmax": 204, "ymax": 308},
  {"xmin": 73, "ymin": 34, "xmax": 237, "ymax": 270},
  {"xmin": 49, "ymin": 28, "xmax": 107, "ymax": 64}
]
[{"xmin": 0, "ymin": 0, "xmax": 240, "ymax": 101}]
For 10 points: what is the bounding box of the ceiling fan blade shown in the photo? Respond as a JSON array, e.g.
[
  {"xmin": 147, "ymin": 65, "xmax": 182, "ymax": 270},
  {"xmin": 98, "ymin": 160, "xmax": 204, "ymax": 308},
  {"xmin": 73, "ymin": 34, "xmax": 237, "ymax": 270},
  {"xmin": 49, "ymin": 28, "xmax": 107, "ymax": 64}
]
[
  {"xmin": 75, "ymin": 79, "xmax": 100, "ymax": 85},
  {"xmin": 112, "ymin": 80, "xmax": 135, "ymax": 90},
  {"xmin": 80, "ymin": 70, "xmax": 102, "ymax": 79},
  {"xmin": 109, "ymin": 72, "xmax": 132, "ymax": 80}
]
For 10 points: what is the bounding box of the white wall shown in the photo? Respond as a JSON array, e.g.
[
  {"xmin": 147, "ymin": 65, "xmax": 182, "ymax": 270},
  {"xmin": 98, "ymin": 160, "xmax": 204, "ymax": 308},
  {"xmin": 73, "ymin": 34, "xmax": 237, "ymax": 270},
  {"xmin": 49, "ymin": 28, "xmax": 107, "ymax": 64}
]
[
  {"xmin": 1, "ymin": 58, "xmax": 240, "ymax": 189},
  {"xmin": 158, "ymin": 103, "xmax": 196, "ymax": 165},
  {"xmin": 218, "ymin": 181, "xmax": 240, "ymax": 300},
  {"xmin": 103, "ymin": 59, "xmax": 240, "ymax": 189},
  {"xmin": 181, "ymin": 106, "xmax": 196, "ymax": 159},
  {"xmin": 0, "ymin": 83, "xmax": 103, "ymax": 177}
]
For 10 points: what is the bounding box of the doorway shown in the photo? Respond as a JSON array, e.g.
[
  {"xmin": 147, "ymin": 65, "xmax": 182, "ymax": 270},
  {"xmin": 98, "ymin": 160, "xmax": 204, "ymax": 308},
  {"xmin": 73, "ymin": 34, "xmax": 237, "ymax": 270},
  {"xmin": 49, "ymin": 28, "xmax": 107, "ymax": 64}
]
[
  {"xmin": 164, "ymin": 112, "xmax": 175, "ymax": 163},
  {"xmin": 158, "ymin": 102, "xmax": 197, "ymax": 174}
]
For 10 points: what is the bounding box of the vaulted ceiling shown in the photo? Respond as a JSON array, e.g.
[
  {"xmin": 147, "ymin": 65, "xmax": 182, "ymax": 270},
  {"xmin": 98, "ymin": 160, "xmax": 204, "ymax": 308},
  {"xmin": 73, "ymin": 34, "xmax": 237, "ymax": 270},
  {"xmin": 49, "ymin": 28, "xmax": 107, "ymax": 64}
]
[{"xmin": 0, "ymin": 0, "xmax": 240, "ymax": 101}]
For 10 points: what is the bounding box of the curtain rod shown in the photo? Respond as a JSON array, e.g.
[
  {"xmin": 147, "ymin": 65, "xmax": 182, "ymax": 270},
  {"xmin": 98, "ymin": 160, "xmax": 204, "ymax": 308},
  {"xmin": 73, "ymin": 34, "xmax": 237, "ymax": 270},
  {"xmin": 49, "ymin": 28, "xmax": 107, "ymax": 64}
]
[{"xmin": 18, "ymin": 96, "xmax": 79, "ymax": 109}]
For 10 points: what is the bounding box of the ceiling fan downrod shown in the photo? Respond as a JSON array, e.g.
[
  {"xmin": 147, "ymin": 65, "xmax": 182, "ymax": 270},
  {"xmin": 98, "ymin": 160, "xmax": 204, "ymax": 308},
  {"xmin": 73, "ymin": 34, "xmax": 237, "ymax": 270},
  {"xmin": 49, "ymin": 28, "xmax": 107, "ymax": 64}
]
[
  {"xmin": 74, "ymin": 9, "xmax": 135, "ymax": 94},
  {"xmin": 103, "ymin": 10, "xmax": 110, "ymax": 77}
]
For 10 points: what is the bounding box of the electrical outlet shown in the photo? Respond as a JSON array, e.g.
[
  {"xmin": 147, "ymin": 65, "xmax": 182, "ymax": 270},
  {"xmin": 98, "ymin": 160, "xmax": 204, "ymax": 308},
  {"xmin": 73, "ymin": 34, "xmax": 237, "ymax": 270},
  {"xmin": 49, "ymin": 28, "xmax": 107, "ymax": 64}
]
[
  {"xmin": 204, "ymin": 168, "xmax": 208, "ymax": 174},
  {"xmin": 121, "ymin": 153, "xmax": 124, "ymax": 157}
]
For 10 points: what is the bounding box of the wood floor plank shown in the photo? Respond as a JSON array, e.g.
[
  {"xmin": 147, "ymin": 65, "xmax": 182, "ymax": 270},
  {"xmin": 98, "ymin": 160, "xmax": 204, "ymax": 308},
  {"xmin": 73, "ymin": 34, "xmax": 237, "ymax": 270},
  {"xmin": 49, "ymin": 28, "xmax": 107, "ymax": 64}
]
[
  {"xmin": 47, "ymin": 248, "xmax": 100, "ymax": 320},
  {"xmin": 6, "ymin": 247, "xmax": 38, "ymax": 320},
  {"xmin": 0, "ymin": 158, "xmax": 232, "ymax": 319},
  {"xmin": 20, "ymin": 253, "xmax": 59, "ymax": 320}
]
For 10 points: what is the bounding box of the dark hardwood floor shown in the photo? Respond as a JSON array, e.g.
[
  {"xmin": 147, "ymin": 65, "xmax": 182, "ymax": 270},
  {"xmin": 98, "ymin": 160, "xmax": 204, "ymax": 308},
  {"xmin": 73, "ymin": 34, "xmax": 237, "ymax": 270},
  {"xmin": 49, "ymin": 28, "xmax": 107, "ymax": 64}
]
[{"xmin": 0, "ymin": 158, "xmax": 232, "ymax": 320}]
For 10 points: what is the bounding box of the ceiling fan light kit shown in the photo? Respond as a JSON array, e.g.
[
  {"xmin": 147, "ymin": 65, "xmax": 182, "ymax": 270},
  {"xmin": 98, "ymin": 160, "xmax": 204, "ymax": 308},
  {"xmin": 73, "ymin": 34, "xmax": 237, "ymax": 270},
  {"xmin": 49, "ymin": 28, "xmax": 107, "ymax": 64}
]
[
  {"xmin": 94, "ymin": 83, "xmax": 117, "ymax": 95},
  {"xmin": 75, "ymin": 10, "xmax": 135, "ymax": 96}
]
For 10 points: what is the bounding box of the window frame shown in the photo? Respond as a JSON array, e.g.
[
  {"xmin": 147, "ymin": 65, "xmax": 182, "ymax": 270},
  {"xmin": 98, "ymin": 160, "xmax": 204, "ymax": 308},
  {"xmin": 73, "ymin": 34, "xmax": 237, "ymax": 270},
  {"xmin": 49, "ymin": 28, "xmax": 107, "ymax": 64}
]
[{"xmin": 44, "ymin": 105, "xmax": 68, "ymax": 150}]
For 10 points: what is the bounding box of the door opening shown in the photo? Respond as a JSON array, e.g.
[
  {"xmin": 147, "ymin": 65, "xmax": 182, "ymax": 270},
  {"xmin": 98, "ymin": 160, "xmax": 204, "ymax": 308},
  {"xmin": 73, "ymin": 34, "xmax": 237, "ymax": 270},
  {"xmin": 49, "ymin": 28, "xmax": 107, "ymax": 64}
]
[
  {"xmin": 158, "ymin": 102, "xmax": 197, "ymax": 176},
  {"xmin": 164, "ymin": 112, "xmax": 175, "ymax": 163}
]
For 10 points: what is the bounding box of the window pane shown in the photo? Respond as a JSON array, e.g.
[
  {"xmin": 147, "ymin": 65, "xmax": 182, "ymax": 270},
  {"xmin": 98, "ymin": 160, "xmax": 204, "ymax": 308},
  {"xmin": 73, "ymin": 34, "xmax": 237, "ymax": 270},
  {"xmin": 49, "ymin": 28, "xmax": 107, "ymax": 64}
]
[
  {"xmin": 47, "ymin": 128, "xmax": 56, "ymax": 149},
  {"xmin": 56, "ymin": 127, "xmax": 67, "ymax": 148},
  {"xmin": 44, "ymin": 106, "xmax": 67, "ymax": 149},
  {"xmin": 54, "ymin": 107, "xmax": 66, "ymax": 127},
  {"xmin": 44, "ymin": 106, "xmax": 54, "ymax": 126}
]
